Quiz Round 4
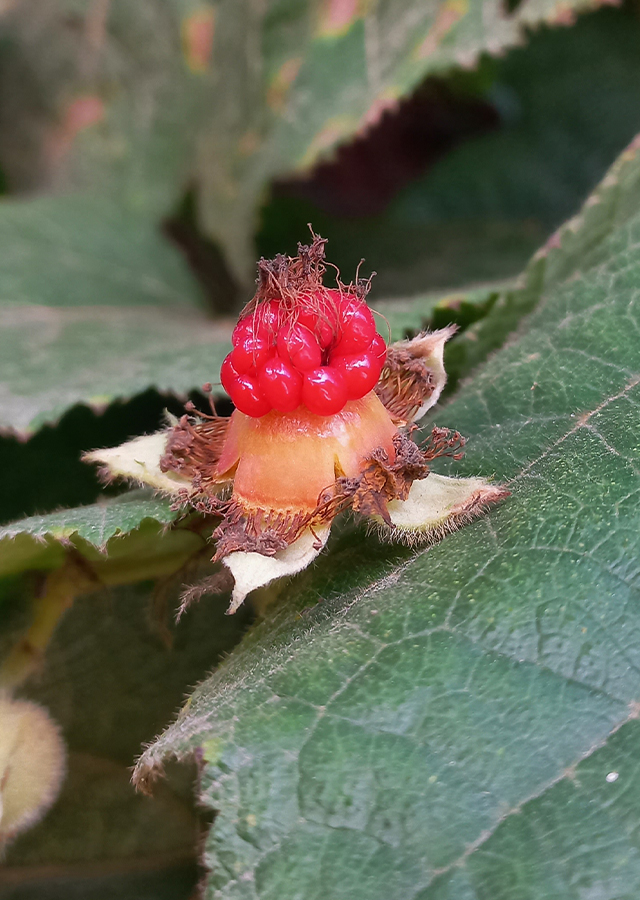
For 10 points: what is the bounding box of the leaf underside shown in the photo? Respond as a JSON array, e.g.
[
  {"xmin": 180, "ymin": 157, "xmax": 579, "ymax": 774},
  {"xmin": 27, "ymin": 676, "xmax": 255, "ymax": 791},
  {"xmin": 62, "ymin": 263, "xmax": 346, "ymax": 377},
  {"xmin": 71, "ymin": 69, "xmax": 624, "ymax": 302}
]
[{"xmin": 0, "ymin": 491, "xmax": 190, "ymax": 582}]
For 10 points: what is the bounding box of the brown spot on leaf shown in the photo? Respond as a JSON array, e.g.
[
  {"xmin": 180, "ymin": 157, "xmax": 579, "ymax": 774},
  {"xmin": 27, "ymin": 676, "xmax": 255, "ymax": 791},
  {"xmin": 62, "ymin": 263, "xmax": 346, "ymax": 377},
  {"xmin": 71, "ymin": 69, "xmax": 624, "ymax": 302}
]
[
  {"xmin": 45, "ymin": 95, "xmax": 105, "ymax": 172},
  {"xmin": 267, "ymin": 57, "xmax": 303, "ymax": 112},
  {"xmin": 319, "ymin": 0, "xmax": 360, "ymax": 36},
  {"xmin": 417, "ymin": 0, "xmax": 467, "ymax": 59},
  {"xmin": 182, "ymin": 7, "xmax": 215, "ymax": 73}
]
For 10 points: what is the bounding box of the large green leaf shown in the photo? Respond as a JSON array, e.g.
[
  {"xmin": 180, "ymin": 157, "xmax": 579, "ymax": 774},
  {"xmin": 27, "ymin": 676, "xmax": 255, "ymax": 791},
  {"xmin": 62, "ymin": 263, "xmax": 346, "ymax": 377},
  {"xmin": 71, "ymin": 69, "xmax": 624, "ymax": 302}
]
[
  {"xmin": 196, "ymin": 0, "xmax": 609, "ymax": 282},
  {"xmin": 0, "ymin": 194, "xmax": 492, "ymax": 438},
  {"xmin": 0, "ymin": 194, "xmax": 203, "ymax": 310},
  {"xmin": 0, "ymin": 300, "xmax": 231, "ymax": 437},
  {"xmin": 0, "ymin": 0, "xmax": 205, "ymax": 216},
  {"xmin": 1, "ymin": 2, "xmax": 627, "ymax": 440},
  {"xmin": 134, "ymin": 135, "xmax": 640, "ymax": 896}
]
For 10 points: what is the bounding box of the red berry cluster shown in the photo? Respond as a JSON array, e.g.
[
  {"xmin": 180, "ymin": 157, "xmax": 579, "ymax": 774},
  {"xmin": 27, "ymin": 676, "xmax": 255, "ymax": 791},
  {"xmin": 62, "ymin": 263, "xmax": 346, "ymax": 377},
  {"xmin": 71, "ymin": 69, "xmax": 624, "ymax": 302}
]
[{"xmin": 220, "ymin": 290, "xmax": 387, "ymax": 417}]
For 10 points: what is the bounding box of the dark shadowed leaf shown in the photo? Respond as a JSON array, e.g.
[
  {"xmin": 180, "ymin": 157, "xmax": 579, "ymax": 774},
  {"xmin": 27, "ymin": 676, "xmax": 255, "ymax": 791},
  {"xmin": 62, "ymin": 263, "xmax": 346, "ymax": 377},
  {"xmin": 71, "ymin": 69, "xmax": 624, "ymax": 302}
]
[{"xmin": 1, "ymin": 576, "xmax": 253, "ymax": 899}]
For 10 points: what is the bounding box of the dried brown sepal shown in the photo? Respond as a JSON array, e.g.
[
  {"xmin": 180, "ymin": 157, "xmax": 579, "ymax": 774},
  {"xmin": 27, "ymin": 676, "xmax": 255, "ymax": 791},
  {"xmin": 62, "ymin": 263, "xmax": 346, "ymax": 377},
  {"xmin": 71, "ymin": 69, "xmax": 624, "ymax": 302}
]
[
  {"xmin": 177, "ymin": 569, "xmax": 235, "ymax": 622},
  {"xmin": 249, "ymin": 231, "xmax": 328, "ymax": 308},
  {"xmin": 375, "ymin": 326, "xmax": 457, "ymax": 425},
  {"xmin": 160, "ymin": 408, "xmax": 230, "ymax": 491},
  {"xmin": 376, "ymin": 347, "xmax": 435, "ymax": 423},
  {"xmin": 422, "ymin": 426, "xmax": 466, "ymax": 462},
  {"xmin": 316, "ymin": 428, "xmax": 463, "ymax": 527},
  {"xmin": 350, "ymin": 434, "xmax": 429, "ymax": 523},
  {"xmin": 208, "ymin": 428, "xmax": 446, "ymax": 558},
  {"xmin": 212, "ymin": 501, "xmax": 323, "ymax": 561},
  {"xmin": 240, "ymin": 229, "xmax": 374, "ymax": 337}
]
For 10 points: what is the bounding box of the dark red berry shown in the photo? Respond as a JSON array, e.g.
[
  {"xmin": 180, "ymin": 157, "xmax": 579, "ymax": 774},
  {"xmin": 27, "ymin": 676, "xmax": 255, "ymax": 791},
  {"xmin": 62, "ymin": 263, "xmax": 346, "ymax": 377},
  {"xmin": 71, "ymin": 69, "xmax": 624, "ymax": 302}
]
[
  {"xmin": 371, "ymin": 333, "xmax": 387, "ymax": 365},
  {"xmin": 331, "ymin": 350, "xmax": 382, "ymax": 400},
  {"xmin": 231, "ymin": 333, "xmax": 273, "ymax": 374},
  {"xmin": 229, "ymin": 374, "xmax": 271, "ymax": 417},
  {"xmin": 258, "ymin": 358, "xmax": 302, "ymax": 412},
  {"xmin": 302, "ymin": 367, "xmax": 348, "ymax": 416},
  {"xmin": 334, "ymin": 297, "xmax": 376, "ymax": 354},
  {"xmin": 277, "ymin": 323, "xmax": 323, "ymax": 372},
  {"xmin": 220, "ymin": 353, "xmax": 239, "ymax": 394}
]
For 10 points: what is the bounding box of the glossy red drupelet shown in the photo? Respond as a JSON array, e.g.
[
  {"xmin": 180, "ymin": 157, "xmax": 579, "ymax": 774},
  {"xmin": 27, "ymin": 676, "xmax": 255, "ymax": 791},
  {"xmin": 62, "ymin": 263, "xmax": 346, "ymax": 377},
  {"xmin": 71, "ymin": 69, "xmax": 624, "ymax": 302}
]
[{"xmin": 222, "ymin": 291, "xmax": 386, "ymax": 417}]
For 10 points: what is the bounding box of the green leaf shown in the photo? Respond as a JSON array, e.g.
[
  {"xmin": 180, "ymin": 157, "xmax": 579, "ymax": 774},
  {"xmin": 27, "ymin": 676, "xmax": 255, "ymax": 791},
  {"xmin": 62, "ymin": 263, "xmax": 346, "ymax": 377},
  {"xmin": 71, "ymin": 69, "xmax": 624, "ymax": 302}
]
[
  {"xmin": 3, "ymin": 5, "xmax": 629, "ymax": 440},
  {"xmin": 0, "ymin": 194, "xmax": 203, "ymax": 310},
  {"xmin": 0, "ymin": 300, "xmax": 231, "ymax": 437},
  {"xmin": 197, "ymin": 0, "xmax": 610, "ymax": 282},
  {"xmin": 0, "ymin": 190, "xmax": 494, "ymax": 438},
  {"xmin": 0, "ymin": 491, "xmax": 197, "ymax": 580},
  {"xmin": 135, "ymin": 135, "xmax": 640, "ymax": 897},
  {"xmin": 0, "ymin": 192, "xmax": 234, "ymax": 437},
  {"xmin": 0, "ymin": 1, "xmax": 206, "ymax": 216}
]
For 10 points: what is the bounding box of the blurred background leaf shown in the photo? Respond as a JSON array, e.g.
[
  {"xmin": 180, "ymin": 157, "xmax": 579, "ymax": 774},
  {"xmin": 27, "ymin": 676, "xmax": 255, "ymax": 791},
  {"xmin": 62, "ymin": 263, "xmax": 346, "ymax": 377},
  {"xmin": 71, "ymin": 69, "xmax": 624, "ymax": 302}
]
[
  {"xmin": 1, "ymin": 4, "xmax": 639, "ymax": 446},
  {"xmin": 0, "ymin": 0, "xmax": 615, "ymax": 289},
  {"xmin": 260, "ymin": 6, "xmax": 640, "ymax": 296}
]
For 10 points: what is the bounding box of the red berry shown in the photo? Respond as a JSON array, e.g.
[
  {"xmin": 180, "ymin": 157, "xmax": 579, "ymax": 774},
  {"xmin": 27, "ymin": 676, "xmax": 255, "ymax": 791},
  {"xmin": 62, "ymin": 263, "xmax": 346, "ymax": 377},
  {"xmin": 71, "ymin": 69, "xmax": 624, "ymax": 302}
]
[
  {"xmin": 232, "ymin": 316, "xmax": 255, "ymax": 347},
  {"xmin": 258, "ymin": 358, "xmax": 302, "ymax": 412},
  {"xmin": 302, "ymin": 367, "xmax": 348, "ymax": 416},
  {"xmin": 277, "ymin": 323, "xmax": 323, "ymax": 372},
  {"xmin": 229, "ymin": 374, "xmax": 271, "ymax": 417},
  {"xmin": 331, "ymin": 350, "xmax": 382, "ymax": 400},
  {"xmin": 334, "ymin": 297, "xmax": 376, "ymax": 354},
  {"xmin": 231, "ymin": 333, "xmax": 273, "ymax": 374},
  {"xmin": 371, "ymin": 333, "xmax": 387, "ymax": 365},
  {"xmin": 253, "ymin": 300, "xmax": 281, "ymax": 341},
  {"xmin": 220, "ymin": 353, "xmax": 238, "ymax": 394},
  {"xmin": 297, "ymin": 308, "xmax": 335, "ymax": 349}
]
